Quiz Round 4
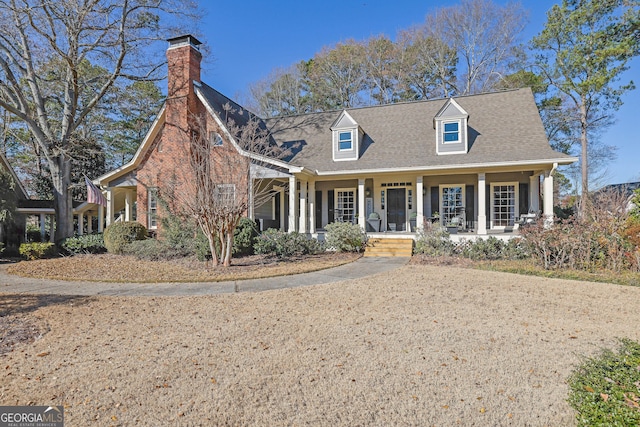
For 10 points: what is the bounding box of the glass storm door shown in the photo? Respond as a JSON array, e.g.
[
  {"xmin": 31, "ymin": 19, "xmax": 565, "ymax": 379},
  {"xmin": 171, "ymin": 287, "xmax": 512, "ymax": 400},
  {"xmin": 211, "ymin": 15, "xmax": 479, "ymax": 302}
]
[{"xmin": 386, "ymin": 188, "xmax": 406, "ymax": 231}]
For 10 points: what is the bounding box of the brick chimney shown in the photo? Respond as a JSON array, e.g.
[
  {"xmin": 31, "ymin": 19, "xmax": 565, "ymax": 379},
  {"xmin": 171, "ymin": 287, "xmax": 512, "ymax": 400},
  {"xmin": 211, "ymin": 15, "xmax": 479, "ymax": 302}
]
[
  {"xmin": 165, "ymin": 35, "xmax": 203, "ymax": 131},
  {"xmin": 166, "ymin": 35, "xmax": 202, "ymax": 98}
]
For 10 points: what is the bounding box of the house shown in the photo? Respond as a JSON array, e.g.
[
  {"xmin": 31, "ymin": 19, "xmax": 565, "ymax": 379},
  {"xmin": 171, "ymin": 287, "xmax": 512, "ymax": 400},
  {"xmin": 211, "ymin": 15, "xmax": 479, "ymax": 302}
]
[
  {"xmin": 94, "ymin": 35, "xmax": 577, "ymax": 239},
  {"xmin": 595, "ymin": 182, "xmax": 640, "ymax": 213},
  {"xmin": 0, "ymin": 152, "xmax": 28, "ymax": 248}
]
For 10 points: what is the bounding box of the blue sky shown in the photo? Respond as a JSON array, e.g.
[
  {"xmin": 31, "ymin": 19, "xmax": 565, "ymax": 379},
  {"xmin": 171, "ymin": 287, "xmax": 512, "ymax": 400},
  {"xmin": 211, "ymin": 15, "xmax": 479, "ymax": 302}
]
[{"xmin": 197, "ymin": 0, "xmax": 639, "ymax": 186}]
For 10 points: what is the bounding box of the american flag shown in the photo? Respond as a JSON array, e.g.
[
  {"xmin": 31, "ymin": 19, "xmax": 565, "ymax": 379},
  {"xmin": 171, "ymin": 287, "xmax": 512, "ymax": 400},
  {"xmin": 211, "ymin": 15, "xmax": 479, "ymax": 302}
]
[{"xmin": 85, "ymin": 176, "xmax": 106, "ymax": 206}]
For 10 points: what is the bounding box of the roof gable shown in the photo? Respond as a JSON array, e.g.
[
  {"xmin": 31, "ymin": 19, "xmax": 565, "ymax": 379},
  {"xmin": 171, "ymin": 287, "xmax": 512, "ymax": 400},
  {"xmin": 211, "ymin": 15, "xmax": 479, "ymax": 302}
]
[{"xmin": 331, "ymin": 110, "xmax": 358, "ymax": 129}]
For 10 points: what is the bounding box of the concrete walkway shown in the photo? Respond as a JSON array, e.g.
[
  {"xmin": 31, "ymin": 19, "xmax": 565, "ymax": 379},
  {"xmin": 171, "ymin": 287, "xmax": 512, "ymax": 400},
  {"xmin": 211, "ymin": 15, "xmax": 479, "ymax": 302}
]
[{"xmin": 0, "ymin": 257, "xmax": 408, "ymax": 296}]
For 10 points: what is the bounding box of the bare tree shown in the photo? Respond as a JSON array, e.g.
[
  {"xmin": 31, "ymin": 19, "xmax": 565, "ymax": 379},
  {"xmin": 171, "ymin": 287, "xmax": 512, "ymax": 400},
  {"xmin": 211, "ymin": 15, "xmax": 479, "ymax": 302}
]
[
  {"xmin": 164, "ymin": 106, "xmax": 286, "ymax": 267},
  {"xmin": 306, "ymin": 41, "xmax": 367, "ymax": 109},
  {"xmin": 396, "ymin": 27, "xmax": 457, "ymax": 100},
  {"xmin": 362, "ymin": 35, "xmax": 400, "ymax": 105},
  {"xmin": 0, "ymin": 0, "xmax": 197, "ymax": 241},
  {"xmin": 426, "ymin": 0, "xmax": 528, "ymax": 95},
  {"xmin": 248, "ymin": 64, "xmax": 309, "ymax": 118}
]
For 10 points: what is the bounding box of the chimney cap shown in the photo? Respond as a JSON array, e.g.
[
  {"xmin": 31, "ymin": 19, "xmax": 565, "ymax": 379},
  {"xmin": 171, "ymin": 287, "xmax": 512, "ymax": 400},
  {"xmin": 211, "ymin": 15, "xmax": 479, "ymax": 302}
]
[{"xmin": 167, "ymin": 34, "xmax": 203, "ymax": 50}]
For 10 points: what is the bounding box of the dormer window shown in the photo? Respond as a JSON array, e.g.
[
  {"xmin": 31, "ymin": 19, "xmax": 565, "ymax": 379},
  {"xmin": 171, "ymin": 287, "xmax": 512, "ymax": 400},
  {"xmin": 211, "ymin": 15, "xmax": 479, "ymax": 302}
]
[
  {"xmin": 434, "ymin": 98, "xmax": 469, "ymax": 155},
  {"xmin": 443, "ymin": 122, "xmax": 460, "ymax": 143},
  {"xmin": 331, "ymin": 110, "xmax": 361, "ymax": 161},
  {"xmin": 338, "ymin": 131, "xmax": 353, "ymax": 151}
]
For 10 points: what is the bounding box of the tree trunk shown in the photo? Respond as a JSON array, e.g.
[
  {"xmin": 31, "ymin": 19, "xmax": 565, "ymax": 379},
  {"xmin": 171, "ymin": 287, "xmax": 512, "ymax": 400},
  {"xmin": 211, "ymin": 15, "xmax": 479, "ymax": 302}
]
[
  {"xmin": 579, "ymin": 102, "xmax": 590, "ymax": 218},
  {"xmin": 207, "ymin": 232, "xmax": 219, "ymax": 267},
  {"xmin": 50, "ymin": 154, "xmax": 74, "ymax": 242}
]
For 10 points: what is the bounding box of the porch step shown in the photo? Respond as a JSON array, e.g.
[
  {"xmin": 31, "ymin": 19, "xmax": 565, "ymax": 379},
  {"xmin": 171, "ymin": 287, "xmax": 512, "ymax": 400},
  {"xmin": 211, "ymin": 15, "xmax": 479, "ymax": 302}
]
[{"xmin": 364, "ymin": 238, "xmax": 414, "ymax": 257}]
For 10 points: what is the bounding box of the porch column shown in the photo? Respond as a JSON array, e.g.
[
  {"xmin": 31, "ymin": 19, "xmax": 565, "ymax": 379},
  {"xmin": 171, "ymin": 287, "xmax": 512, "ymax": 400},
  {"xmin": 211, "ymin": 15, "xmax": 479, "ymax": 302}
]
[
  {"xmin": 543, "ymin": 168, "xmax": 554, "ymax": 228},
  {"xmin": 288, "ymin": 176, "xmax": 297, "ymax": 233},
  {"xmin": 77, "ymin": 211, "xmax": 84, "ymax": 235},
  {"xmin": 98, "ymin": 204, "xmax": 104, "ymax": 232},
  {"xmin": 529, "ymin": 174, "xmax": 540, "ymax": 213},
  {"xmin": 87, "ymin": 214, "xmax": 93, "ymax": 234},
  {"xmin": 477, "ymin": 173, "xmax": 487, "ymax": 235},
  {"xmin": 416, "ymin": 176, "xmax": 424, "ymax": 231},
  {"xmin": 358, "ymin": 178, "xmax": 366, "ymax": 229},
  {"xmin": 106, "ymin": 187, "xmax": 114, "ymax": 226},
  {"xmin": 299, "ymin": 179, "xmax": 307, "ymax": 233},
  {"xmin": 39, "ymin": 213, "xmax": 46, "ymax": 240},
  {"xmin": 248, "ymin": 178, "xmax": 254, "ymax": 220},
  {"xmin": 125, "ymin": 190, "xmax": 133, "ymax": 221},
  {"xmin": 309, "ymin": 181, "xmax": 316, "ymax": 234},
  {"xmin": 279, "ymin": 187, "xmax": 286, "ymax": 231}
]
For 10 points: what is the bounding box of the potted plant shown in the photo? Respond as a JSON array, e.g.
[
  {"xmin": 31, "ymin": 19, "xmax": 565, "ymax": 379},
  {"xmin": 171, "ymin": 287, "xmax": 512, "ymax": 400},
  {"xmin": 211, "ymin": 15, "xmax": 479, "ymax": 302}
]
[
  {"xmin": 409, "ymin": 212, "xmax": 418, "ymax": 232},
  {"xmin": 445, "ymin": 217, "xmax": 460, "ymax": 234},
  {"xmin": 367, "ymin": 212, "xmax": 381, "ymax": 232}
]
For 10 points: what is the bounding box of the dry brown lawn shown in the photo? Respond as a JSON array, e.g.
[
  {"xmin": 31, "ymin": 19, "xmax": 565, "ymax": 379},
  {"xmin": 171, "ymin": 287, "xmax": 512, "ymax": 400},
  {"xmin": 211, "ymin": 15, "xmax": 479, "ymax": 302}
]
[
  {"xmin": 5, "ymin": 252, "xmax": 360, "ymax": 283},
  {"xmin": 2, "ymin": 258, "xmax": 640, "ymax": 426}
]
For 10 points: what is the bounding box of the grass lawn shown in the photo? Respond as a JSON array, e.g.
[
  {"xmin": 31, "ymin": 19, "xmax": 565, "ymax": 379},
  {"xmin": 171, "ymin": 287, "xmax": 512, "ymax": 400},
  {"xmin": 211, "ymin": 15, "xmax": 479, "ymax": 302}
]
[{"xmin": 4, "ymin": 252, "xmax": 361, "ymax": 283}]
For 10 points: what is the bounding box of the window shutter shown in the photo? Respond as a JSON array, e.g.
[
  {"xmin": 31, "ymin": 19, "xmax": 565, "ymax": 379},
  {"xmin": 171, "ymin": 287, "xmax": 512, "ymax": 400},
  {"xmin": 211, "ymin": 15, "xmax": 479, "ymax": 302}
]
[
  {"xmin": 430, "ymin": 187, "xmax": 439, "ymax": 216},
  {"xmin": 519, "ymin": 183, "xmax": 529, "ymax": 214},
  {"xmin": 465, "ymin": 185, "xmax": 474, "ymax": 228}
]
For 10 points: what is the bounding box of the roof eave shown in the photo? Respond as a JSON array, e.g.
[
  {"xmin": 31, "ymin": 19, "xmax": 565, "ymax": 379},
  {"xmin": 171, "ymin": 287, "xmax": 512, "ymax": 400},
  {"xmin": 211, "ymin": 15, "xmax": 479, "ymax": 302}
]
[
  {"xmin": 313, "ymin": 157, "xmax": 578, "ymax": 176},
  {"xmin": 97, "ymin": 104, "xmax": 167, "ymax": 186}
]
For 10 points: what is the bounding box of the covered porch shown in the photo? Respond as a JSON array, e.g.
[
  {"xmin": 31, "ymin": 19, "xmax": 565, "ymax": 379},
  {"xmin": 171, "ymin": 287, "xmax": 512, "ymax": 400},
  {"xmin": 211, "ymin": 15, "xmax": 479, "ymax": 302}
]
[{"xmin": 267, "ymin": 165, "xmax": 556, "ymax": 238}]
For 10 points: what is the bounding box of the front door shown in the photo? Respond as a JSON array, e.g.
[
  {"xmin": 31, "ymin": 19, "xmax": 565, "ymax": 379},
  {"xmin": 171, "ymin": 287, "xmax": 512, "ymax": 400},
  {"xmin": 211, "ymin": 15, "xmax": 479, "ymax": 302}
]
[{"xmin": 386, "ymin": 188, "xmax": 406, "ymax": 231}]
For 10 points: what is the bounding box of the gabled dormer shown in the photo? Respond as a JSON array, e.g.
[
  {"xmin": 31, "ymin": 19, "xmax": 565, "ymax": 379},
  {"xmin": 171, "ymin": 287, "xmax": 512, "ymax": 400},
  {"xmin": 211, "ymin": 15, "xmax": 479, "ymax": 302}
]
[
  {"xmin": 331, "ymin": 110, "xmax": 362, "ymax": 162},
  {"xmin": 434, "ymin": 98, "xmax": 469, "ymax": 155}
]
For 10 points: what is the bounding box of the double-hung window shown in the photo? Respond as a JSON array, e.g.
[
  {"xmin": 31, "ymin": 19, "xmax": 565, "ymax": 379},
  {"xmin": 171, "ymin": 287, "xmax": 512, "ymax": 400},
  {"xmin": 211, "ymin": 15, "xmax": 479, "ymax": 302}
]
[
  {"xmin": 148, "ymin": 188, "xmax": 158, "ymax": 229},
  {"xmin": 443, "ymin": 122, "xmax": 459, "ymax": 143},
  {"xmin": 215, "ymin": 184, "xmax": 236, "ymax": 207},
  {"xmin": 338, "ymin": 131, "xmax": 353, "ymax": 151}
]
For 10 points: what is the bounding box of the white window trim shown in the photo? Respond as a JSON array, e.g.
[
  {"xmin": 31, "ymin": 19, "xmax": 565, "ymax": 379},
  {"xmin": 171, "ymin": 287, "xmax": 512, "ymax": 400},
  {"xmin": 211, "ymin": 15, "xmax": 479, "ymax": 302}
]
[
  {"xmin": 148, "ymin": 187, "xmax": 158, "ymax": 230},
  {"xmin": 215, "ymin": 183, "xmax": 236, "ymax": 207},
  {"xmin": 209, "ymin": 131, "xmax": 223, "ymax": 147},
  {"xmin": 338, "ymin": 130, "xmax": 353, "ymax": 151},
  {"xmin": 490, "ymin": 181, "xmax": 519, "ymax": 229},
  {"xmin": 438, "ymin": 184, "xmax": 466, "ymax": 226},
  {"xmin": 334, "ymin": 187, "xmax": 356, "ymax": 223},
  {"xmin": 442, "ymin": 120, "xmax": 461, "ymax": 144}
]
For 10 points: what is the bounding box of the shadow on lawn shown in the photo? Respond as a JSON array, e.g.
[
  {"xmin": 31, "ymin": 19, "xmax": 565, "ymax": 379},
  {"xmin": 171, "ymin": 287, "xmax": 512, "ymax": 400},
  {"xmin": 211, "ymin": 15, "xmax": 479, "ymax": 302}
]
[{"xmin": 0, "ymin": 294, "xmax": 95, "ymax": 317}]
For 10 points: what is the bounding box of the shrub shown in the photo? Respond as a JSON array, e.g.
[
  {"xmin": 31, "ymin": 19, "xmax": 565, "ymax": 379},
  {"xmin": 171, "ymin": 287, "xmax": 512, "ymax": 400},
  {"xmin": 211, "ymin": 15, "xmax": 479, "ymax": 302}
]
[
  {"xmin": 254, "ymin": 229, "xmax": 324, "ymax": 258},
  {"xmin": 60, "ymin": 233, "xmax": 106, "ymax": 255},
  {"xmin": 121, "ymin": 239, "xmax": 169, "ymax": 261},
  {"xmin": 103, "ymin": 221, "xmax": 147, "ymax": 254},
  {"xmin": 414, "ymin": 225, "xmax": 455, "ymax": 256},
  {"xmin": 460, "ymin": 236, "xmax": 507, "ymax": 260},
  {"xmin": 568, "ymin": 339, "xmax": 640, "ymax": 426},
  {"xmin": 19, "ymin": 242, "xmax": 55, "ymax": 260},
  {"xmin": 26, "ymin": 228, "xmax": 43, "ymax": 242},
  {"xmin": 324, "ymin": 222, "xmax": 368, "ymax": 252},
  {"xmin": 160, "ymin": 214, "xmax": 198, "ymax": 257},
  {"xmin": 233, "ymin": 218, "xmax": 259, "ymax": 256}
]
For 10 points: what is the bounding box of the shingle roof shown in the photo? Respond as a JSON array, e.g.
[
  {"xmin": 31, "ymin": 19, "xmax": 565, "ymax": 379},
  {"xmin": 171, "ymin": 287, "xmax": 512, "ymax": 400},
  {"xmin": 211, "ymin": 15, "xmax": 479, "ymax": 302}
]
[
  {"xmin": 264, "ymin": 88, "xmax": 573, "ymax": 173},
  {"xmin": 197, "ymin": 85, "xmax": 573, "ymax": 174}
]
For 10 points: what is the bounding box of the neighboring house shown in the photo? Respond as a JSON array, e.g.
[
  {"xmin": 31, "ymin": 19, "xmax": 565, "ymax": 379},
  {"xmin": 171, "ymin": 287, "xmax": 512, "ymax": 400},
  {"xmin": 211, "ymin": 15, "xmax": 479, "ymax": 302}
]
[
  {"xmin": 0, "ymin": 152, "xmax": 28, "ymax": 248},
  {"xmin": 95, "ymin": 35, "xmax": 577, "ymax": 239},
  {"xmin": 596, "ymin": 182, "xmax": 640, "ymax": 213}
]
